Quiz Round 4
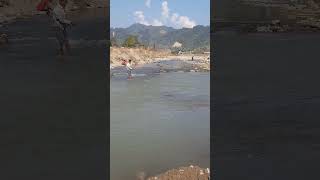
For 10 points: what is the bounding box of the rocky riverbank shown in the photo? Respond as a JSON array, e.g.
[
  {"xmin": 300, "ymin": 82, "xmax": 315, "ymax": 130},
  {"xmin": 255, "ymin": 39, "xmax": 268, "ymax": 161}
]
[
  {"xmin": 237, "ymin": 0, "xmax": 320, "ymax": 33},
  {"xmin": 242, "ymin": 19, "xmax": 320, "ymax": 33},
  {"xmin": 0, "ymin": 0, "xmax": 107, "ymax": 24},
  {"xmin": 110, "ymin": 47, "xmax": 210, "ymax": 72},
  {"xmin": 144, "ymin": 165, "xmax": 210, "ymax": 180}
]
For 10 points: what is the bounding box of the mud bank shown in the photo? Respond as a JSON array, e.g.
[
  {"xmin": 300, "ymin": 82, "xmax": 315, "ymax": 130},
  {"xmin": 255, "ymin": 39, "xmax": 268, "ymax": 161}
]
[{"xmin": 145, "ymin": 166, "xmax": 210, "ymax": 180}]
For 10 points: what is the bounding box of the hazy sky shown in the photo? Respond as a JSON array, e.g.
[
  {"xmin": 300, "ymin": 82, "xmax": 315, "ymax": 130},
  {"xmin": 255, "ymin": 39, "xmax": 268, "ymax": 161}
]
[{"xmin": 111, "ymin": 0, "xmax": 210, "ymax": 28}]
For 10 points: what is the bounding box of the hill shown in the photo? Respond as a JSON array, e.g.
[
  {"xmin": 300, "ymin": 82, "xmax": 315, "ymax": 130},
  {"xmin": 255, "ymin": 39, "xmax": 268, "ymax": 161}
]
[{"xmin": 110, "ymin": 23, "xmax": 210, "ymax": 51}]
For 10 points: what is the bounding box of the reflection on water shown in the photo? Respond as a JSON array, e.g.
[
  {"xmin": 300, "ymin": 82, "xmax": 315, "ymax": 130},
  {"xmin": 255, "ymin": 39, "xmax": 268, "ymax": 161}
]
[{"xmin": 111, "ymin": 72, "xmax": 210, "ymax": 180}]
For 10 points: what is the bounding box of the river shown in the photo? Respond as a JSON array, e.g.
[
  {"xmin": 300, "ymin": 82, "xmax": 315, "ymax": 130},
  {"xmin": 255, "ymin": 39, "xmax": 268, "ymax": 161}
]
[
  {"xmin": 213, "ymin": 32, "xmax": 320, "ymax": 179},
  {"xmin": 0, "ymin": 9, "xmax": 108, "ymax": 179},
  {"xmin": 111, "ymin": 72, "xmax": 210, "ymax": 180}
]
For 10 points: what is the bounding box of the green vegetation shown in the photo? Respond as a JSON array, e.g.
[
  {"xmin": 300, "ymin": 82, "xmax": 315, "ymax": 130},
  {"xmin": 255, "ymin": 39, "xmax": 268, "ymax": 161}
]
[
  {"xmin": 111, "ymin": 24, "xmax": 210, "ymax": 51},
  {"xmin": 122, "ymin": 35, "xmax": 140, "ymax": 48}
]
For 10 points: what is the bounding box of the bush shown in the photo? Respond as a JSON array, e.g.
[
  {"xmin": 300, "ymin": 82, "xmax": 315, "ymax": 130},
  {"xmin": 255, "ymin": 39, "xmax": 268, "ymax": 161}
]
[{"xmin": 122, "ymin": 35, "xmax": 140, "ymax": 48}]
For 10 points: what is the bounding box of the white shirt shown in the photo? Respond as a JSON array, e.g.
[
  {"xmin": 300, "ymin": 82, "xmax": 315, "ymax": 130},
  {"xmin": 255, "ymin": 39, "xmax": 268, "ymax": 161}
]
[
  {"xmin": 126, "ymin": 62, "xmax": 133, "ymax": 71},
  {"xmin": 52, "ymin": 4, "xmax": 71, "ymax": 29}
]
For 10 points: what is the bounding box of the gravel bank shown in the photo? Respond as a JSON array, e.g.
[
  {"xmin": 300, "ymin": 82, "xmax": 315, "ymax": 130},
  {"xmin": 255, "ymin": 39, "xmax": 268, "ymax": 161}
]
[
  {"xmin": 110, "ymin": 47, "xmax": 210, "ymax": 72},
  {"xmin": 146, "ymin": 165, "xmax": 210, "ymax": 180}
]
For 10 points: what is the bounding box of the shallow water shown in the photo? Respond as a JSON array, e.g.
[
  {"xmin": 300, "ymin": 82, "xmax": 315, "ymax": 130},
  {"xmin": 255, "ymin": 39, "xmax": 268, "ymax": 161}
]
[
  {"xmin": 0, "ymin": 10, "xmax": 108, "ymax": 179},
  {"xmin": 111, "ymin": 72, "xmax": 210, "ymax": 180},
  {"xmin": 213, "ymin": 33, "xmax": 320, "ymax": 179}
]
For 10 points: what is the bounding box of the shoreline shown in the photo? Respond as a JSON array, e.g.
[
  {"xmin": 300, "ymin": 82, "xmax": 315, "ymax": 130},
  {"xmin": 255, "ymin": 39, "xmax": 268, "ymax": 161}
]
[
  {"xmin": 145, "ymin": 165, "xmax": 210, "ymax": 180},
  {"xmin": 0, "ymin": 0, "xmax": 107, "ymax": 25},
  {"xmin": 110, "ymin": 47, "xmax": 210, "ymax": 73}
]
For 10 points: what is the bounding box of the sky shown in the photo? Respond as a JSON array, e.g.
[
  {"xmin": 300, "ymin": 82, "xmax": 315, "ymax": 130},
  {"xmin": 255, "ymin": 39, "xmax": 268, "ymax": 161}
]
[{"xmin": 110, "ymin": 0, "xmax": 210, "ymax": 29}]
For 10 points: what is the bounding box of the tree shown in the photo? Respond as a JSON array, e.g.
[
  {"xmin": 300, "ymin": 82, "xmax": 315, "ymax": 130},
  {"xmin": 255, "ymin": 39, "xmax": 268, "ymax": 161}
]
[{"xmin": 122, "ymin": 35, "xmax": 140, "ymax": 48}]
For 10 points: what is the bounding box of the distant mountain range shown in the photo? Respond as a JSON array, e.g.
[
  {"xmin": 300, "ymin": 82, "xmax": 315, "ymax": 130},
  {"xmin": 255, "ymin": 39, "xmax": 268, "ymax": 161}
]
[{"xmin": 110, "ymin": 23, "xmax": 210, "ymax": 51}]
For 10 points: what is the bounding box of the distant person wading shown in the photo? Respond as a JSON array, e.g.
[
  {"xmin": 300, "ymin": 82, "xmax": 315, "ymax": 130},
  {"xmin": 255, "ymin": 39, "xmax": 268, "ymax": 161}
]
[
  {"xmin": 126, "ymin": 60, "xmax": 134, "ymax": 79},
  {"xmin": 52, "ymin": 0, "xmax": 73, "ymax": 56},
  {"xmin": 37, "ymin": 0, "xmax": 73, "ymax": 56},
  {"xmin": 121, "ymin": 59, "xmax": 134, "ymax": 79}
]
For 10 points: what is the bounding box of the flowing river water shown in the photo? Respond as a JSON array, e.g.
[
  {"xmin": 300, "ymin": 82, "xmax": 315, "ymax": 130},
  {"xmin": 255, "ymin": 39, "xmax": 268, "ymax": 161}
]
[{"xmin": 111, "ymin": 71, "xmax": 210, "ymax": 180}]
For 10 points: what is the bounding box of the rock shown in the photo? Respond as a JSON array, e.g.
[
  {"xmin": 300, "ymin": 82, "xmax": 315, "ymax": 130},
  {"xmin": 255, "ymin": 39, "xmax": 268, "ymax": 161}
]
[
  {"xmin": 190, "ymin": 70, "xmax": 196, "ymax": 72},
  {"xmin": 257, "ymin": 25, "xmax": 272, "ymax": 32}
]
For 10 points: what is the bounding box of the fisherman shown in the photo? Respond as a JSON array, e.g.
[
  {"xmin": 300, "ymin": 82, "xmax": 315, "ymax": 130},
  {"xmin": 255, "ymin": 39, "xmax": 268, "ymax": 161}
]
[
  {"xmin": 36, "ymin": 0, "xmax": 54, "ymax": 17},
  {"xmin": 45, "ymin": 0, "xmax": 54, "ymax": 17},
  {"xmin": 52, "ymin": 0, "xmax": 73, "ymax": 56},
  {"xmin": 126, "ymin": 59, "xmax": 133, "ymax": 79},
  {"xmin": 121, "ymin": 59, "xmax": 127, "ymax": 65}
]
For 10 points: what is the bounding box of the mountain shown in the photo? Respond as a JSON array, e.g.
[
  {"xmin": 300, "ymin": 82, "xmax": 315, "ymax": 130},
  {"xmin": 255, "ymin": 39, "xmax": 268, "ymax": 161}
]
[{"xmin": 110, "ymin": 23, "xmax": 210, "ymax": 51}]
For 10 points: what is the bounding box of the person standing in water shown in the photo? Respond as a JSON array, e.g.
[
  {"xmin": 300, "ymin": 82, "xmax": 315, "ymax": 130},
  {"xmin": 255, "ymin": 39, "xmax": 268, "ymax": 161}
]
[
  {"xmin": 126, "ymin": 59, "xmax": 133, "ymax": 79},
  {"xmin": 36, "ymin": 0, "xmax": 54, "ymax": 16},
  {"xmin": 46, "ymin": 0, "xmax": 54, "ymax": 17},
  {"xmin": 52, "ymin": 0, "xmax": 73, "ymax": 56}
]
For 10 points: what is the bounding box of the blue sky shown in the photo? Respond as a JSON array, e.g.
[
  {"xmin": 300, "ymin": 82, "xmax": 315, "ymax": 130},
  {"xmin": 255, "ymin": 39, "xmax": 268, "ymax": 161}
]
[{"xmin": 111, "ymin": 0, "xmax": 210, "ymax": 29}]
